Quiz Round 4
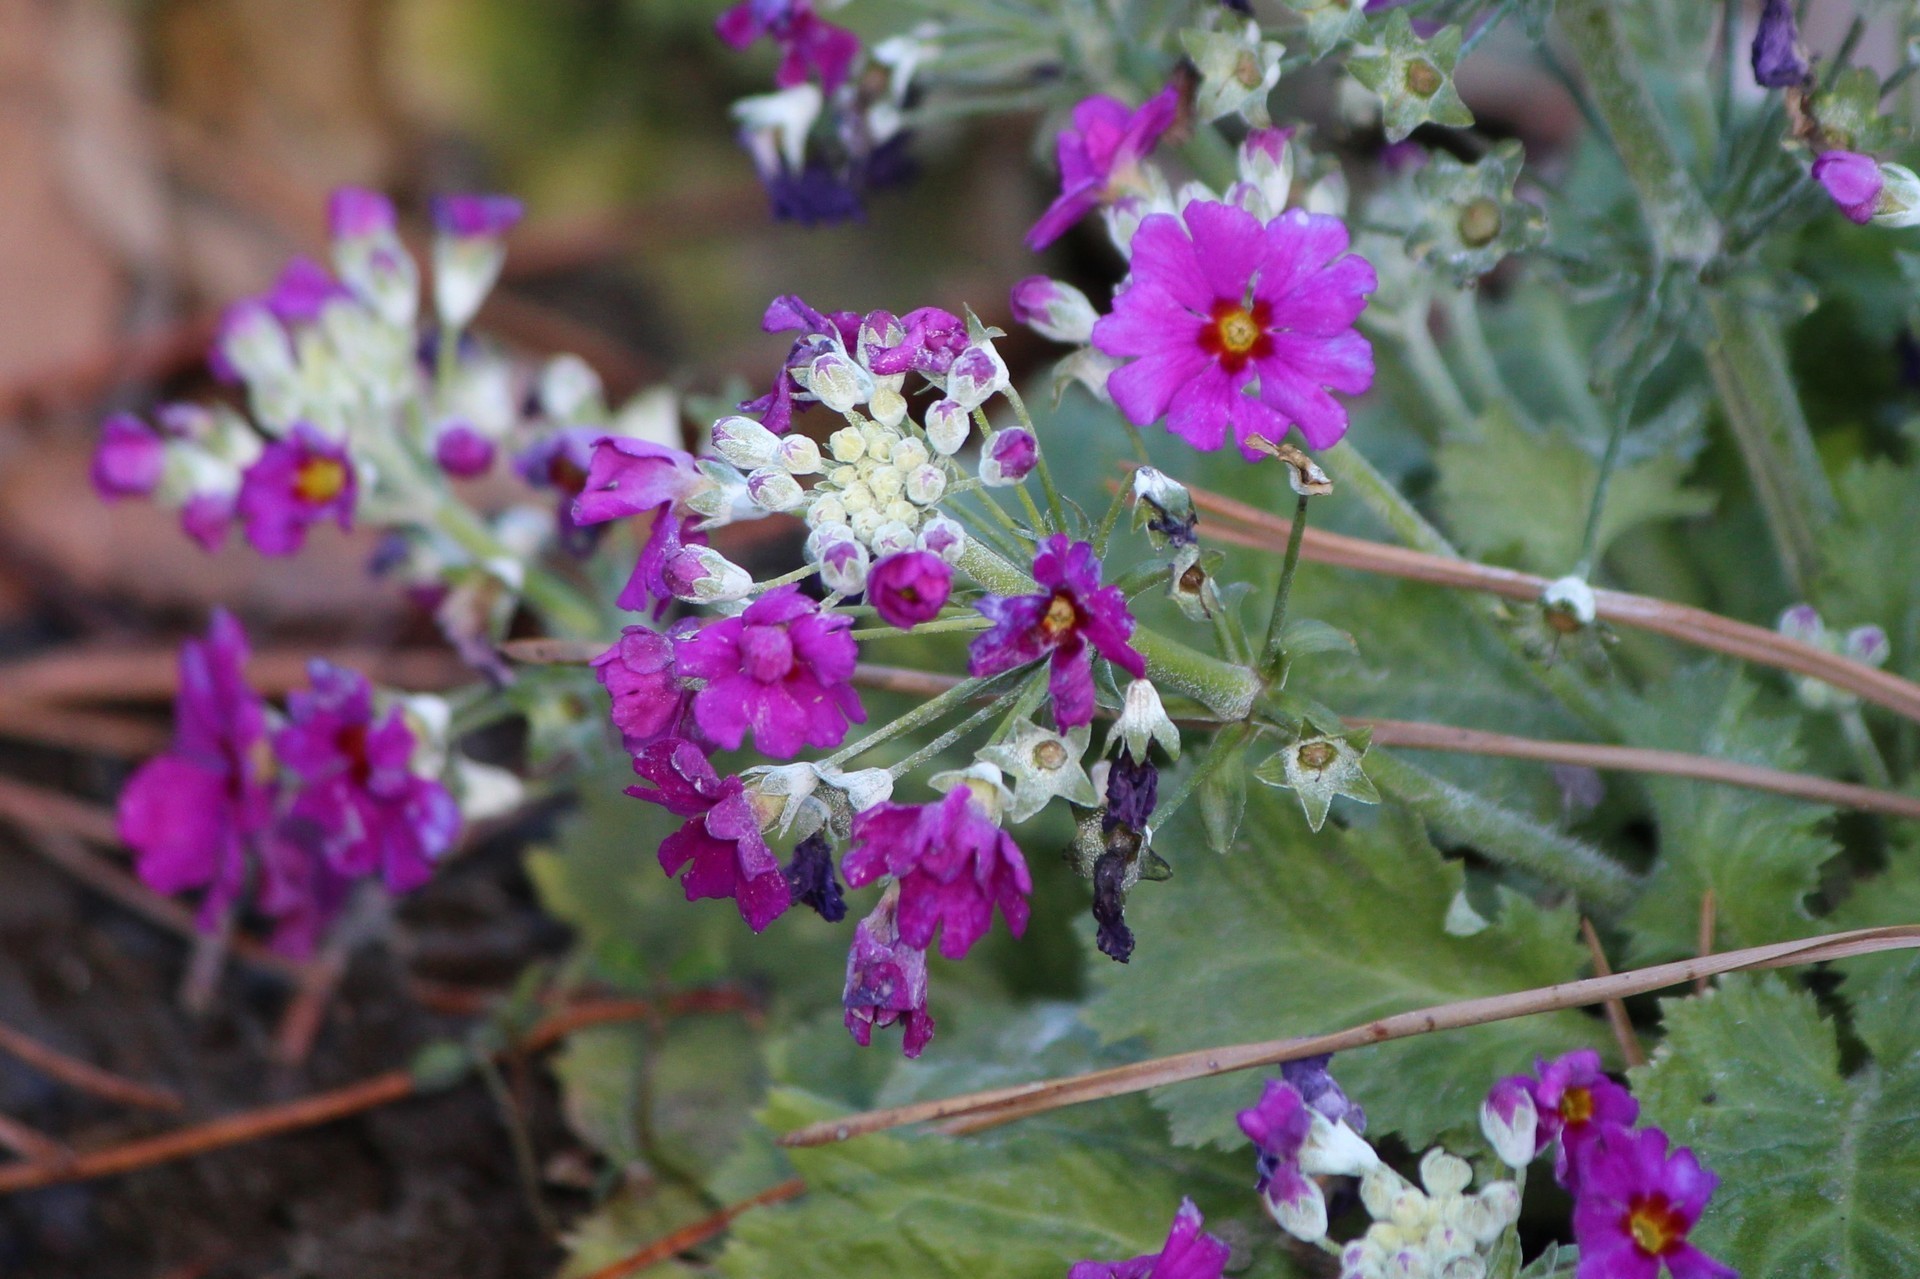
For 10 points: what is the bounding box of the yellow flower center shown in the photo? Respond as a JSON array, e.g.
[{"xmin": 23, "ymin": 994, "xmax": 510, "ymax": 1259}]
[
  {"xmin": 294, "ymin": 456, "xmax": 348, "ymax": 505},
  {"xmin": 1559, "ymin": 1085, "xmax": 1594, "ymax": 1126},
  {"xmin": 1216, "ymin": 307, "xmax": 1263, "ymax": 355},
  {"xmin": 1042, "ymin": 591, "xmax": 1079, "ymax": 637},
  {"xmin": 1626, "ymin": 1196, "xmax": 1685, "ymax": 1257}
]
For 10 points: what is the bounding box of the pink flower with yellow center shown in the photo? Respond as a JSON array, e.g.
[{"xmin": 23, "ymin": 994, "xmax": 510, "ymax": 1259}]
[{"xmin": 236, "ymin": 425, "xmax": 357, "ymax": 556}]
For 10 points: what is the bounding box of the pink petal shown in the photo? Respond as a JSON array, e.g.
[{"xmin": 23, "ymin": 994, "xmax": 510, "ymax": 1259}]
[{"xmin": 1182, "ymin": 200, "xmax": 1269, "ymax": 302}]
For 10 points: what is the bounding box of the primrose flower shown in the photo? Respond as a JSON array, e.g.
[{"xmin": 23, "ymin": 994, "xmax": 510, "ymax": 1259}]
[
  {"xmin": 274, "ymin": 662, "xmax": 460, "ymax": 893},
  {"xmin": 673, "ymin": 585, "xmax": 865, "ymax": 758},
  {"xmin": 1094, "ymin": 200, "xmax": 1377, "ymax": 457},
  {"xmin": 92, "ymin": 413, "xmax": 165, "ymax": 499},
  {"xmin": 842, "ymin": 787, "xmax": 1032, "ymax": 960},
  {"xmin": 1814, "ymin": 151, "xmax": 1883, "ymax": 225},
  {"xmin": 235, "ymin": 424, "xmax": 357, "ymax": 556},
  {"xmin": 969, "ymin": 535, "xmax": 1145, "ymax": 730},
  {"xmin": 118, "ymin": 611, "xmax": 273, "ymax": 929},
  {"xmin": 1237, "ymin": 1079, "xmax": 1340, "ymax": 1240},
  {"xmin": 1751, "ymin": 0, "xmax": 1809, "ymax": 89},
  {"xmin": 1529, "ymin": 1049, "xmax": 1640, "ymax": 1187},
  {"xmin": 570, "ymin": 435, "xmax": 709, "ymax": 616},
  {"xmin": 784, "ymin": 830, "xmax": 846, "ymax": 922},
  {"xmin": 1283, "ymin": 1053, "xmax": 1366, "ymax": 1133},
  {"xmin": 1011, "ymin": 276, "xmax": 1100, "ymax": 345},
  {"xmin": 1067, "ymin": 1198, "xmax": 1231, "ymax": 1279},
  {"xmin": 1572, "ymin": 1126, "xmax": 1735, "ymax": 1279},
  {"xmin": 716, "ymin": 0, "xmax": 861, "ymax": 93},
  {"xmin": 628, "ymin": 738, "xmax": 792, "ymax": 932},
  {"xmin": 843, "ymin": 888, "xmax": 934, "ymax": 1057},
  {"xmin": 591, "ymin": 625, "xmax": 698, "ymax": 753},
  {"xmin": 1482, "ymin": 1076, "xmax": 1540, "ymax": 1169},
  {"xmin": 867, "ymin": 550, "xmax": 952, "ymax": 629},
  {"xmin": 430, "ymin": 193, "xmax": 524, "ymax": 330},
  {"xmin": 1029, "ymin": 85, "xmax": 1181, "ymax": 250}
]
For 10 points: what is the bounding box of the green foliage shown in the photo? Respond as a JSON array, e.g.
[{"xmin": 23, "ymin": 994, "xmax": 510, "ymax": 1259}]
[
  {"xmin": 1084, "ymin": 790, "xmax": 1596, "ymax": 1149},
  {"xmin": 1609, "ymin": 665, "xmax": 1835, "ymax": 960},
  {"xmin": 1632, "ymin": 975, "xmax": 1920, "ymax": 1277},
  {"xmin": 1820, "ymin": 459, "xmax": 1920, "ymax": 677}
]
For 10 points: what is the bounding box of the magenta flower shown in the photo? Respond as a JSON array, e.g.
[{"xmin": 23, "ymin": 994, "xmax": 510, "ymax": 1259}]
[
  {"xmin": 1814, "ymin": 151, "xmax": 1883, "ymax": 224},
  {"xmin": 434, "ymin": 424, "xmax": 496, "ymax": 478},
  {"xmin": 627, "ymin": 738, "xmax": 791, "ymax": 932},
  {"xmin": 1067, "ymin": 1199, "xmax": 1231, "ymax": 1279},
  {"xmin": 1093, "ymin": 200, "xmax": 1377, "ymax": 457},
  {"xmin": 1028, "ymin": 85, "xmax": 1181, "ymax": 251},
  {"xmin": 969, "ymin": 535, "xmax": 1145, "ymax": 730},
  {"xmin": 570, "ymin": 435, "xmax": 709, "ymax": 616},
  {"xmin": 329, "ymin": 186, "xmax": 397, "ymax": 240},
  {"xmin": 673, "ymin": 585, "xmax": 865, "ymax": 758},
  {"xmin": 180, "ymin": 492, "xmax": 235, "ymax": 552},
  {"xmin": 842, "ymin": 890, "xmax": 934, "ymax": 1057},
  {"xmin": 92, "ymin": 413, "xmax": 165, "ymax": 500},
  {"xmin": 430, "ymin": 193, "xmax": 525, "ymax": 239},
  {"xmin": 1237, "ymin": 1080, "xmax": 1323, "ymax": 1222},
  {"xmin": 117, "ymin": 610, "xmax": 273, "ymax": 929},
  {"xmin": 1751, "ymin": 0, "xmax": 1809, "ymax": 88},
  {"xmin": 716, "ymin": 0, "xmax": 860, "ymax": 93},
  {"xmin": 1529, "ymin": 1049, "xmax": 1641, "ymax": 1187},
  {"xmin": 1572, "ymin": 1126, "xmax": 1735, "ymax": 1279},
  {"xmin": 867, "ymin": 551, "xmax": 952, "ymax": 629},
  {"xmin": 256, "ymin": 828, "xmax": 356, "ymax": 959},
  {"xmin": 274, "ymin": 662, "xmax": 460, "ymax": 893},
  {"xmin": 262, "ymin": 255, "xmax": 349, "ymax": 324},
  {"xmin": 236, "ymin": 425, "xmax": 357, "ymax": 556},
  {"xmin": 591, "ymin": 625, "xmax": 698, "ymax": 753},
  {"xmin": 842, "ymin": 788, "xmax": 1032, "ymax": 960}
]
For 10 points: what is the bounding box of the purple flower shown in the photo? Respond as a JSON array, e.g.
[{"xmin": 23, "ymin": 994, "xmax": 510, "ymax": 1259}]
[
  {"xmin": 969, "ymin": 535, "xmax": 1145, "ymax": 730},
  {"xmin": 843, "ymin": 890, "xmax": 933, "ymax": 1057},
  {"xmin": 716, "ymin": 0, "xmax": 860, "ymax": 93},
  {"xmin": 236, "ymin": 425, "xmax": 357, "ymax": 556},
  {"xmin": 1814, "ymin": 151, "xmax": 1883, "ymax": 225},
  {"xmin": 981, "ymin": 428, "xmax": 1038, "ymax": 486},
  {"xmin": 627, "ymin": 738, "xmax": 791, "ymax": 932},
  {"xmin": 1528, "ymin": 1049, "xmax": 1641, "ymax": 1187},
  {"xmin": 570, "ymin": 436, "xmax": 705, "ymax": 526},
  {"xmin": 673, "ymin": 585, "xmax": 865, "ymax": 759},
  {"xmin": 262, "ymin": 256, "xmax": 349, "ymax": 325},
  {"xmin": 430, "ymin": 193, "xmax": 525, "ymax": 240},
  {"xmin": 865, "ymin": 306, "xmax": 969, "ymax": 378},
  {"xmin": 1092, "ymin": 850, "xmax": 1135, "ymax": 963},
  {"xmin": 591, "ymin": 625, "xmax": 698, "ymax": 753},
  {"xmin": 256, "ymin": 826, "xmax": 356, "ymax": 959},
  {"xmin": 1103, "ymin": 751, "xmax": 1158, "ymax": 832},
  {"xmin": 275, "ymin": 662, "xmax": 460, "ymax": 893},
  {"xmin": 1572, "ymin": 1126, "xmax": 1735, "ymax": 1279},
  {"xmin": 842, "ymin": 788, "xmax": 1032, "ymax": 960},
  {"xmin": 1067, "ymin": 1199, "xmax": 1230, "ymax": 1279},
  {"xmin": 434, "ymin": 424, "xmax": 496, "ymax": 478},
  {"xmin": 117, "ymin": 610, "xmax": 272, "ymax": 928},
  {"xmin": 1094, "ymin": 200, "xmax": 1377, "ymax": 457},
  {"xmin": 867, "ymin": 551, "xmax": 952, "ymax": 629},
  {"xmin": 1281, "ymin": 1054, "xmax": 1365, "ymax": 1133},
  {"xmin": 329, "ymin": 186, "xmax": 397, "ymax": 240},
  {"xmin": 1028, "ymin": 86, "xmax": 1181, "ymax": 251},
  {"xmin": 180, "ymin": 493, "xmax": 235, "ymax": 552},
  {"xmin": 1236, "ymin": 1080, "xmax": 1322, "ymax": 1222},
  {"xmin": 760, "ymin": 160, "xmax": 865, "ymax": 226},
  {"xmin": 92, "ymin": 413, "xmax": 165, "ymax": 499},
  {"xmin": 785, "ymin": 830, "xmax": 846, "ymax": 921},
  {"xmin": 1751, "ymin": 0, "xmax": 1809, "ymax": 89}
]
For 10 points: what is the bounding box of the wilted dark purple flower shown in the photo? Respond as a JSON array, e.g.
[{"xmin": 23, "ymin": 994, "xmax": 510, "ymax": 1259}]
[
  {"xmin": 842, "ymin": 889, "xmax": 933, "ymax": 1057},
  {"xmin": 1751, "ymin": 0, "xmax": 1810, "ymax": 89},
  {"xmin": 785, "ymin": 830, "xmax": 846, "ymax": 922},
  {"xmin": 627, "ymin": 738, "xmax": 791, "ymax": 932},
  {"xmin": 673, "ymin": 585, "xmax": 865, "ymax": 758},
  {"xmin": 969, "ymin": 535, "xmax": 1145, "ymax": 730},
  {"xmin": 236, "ymin": 424, "xmax": 356, "ymax": 556},
  {"xmin": 842, "ymin": 787, "xmax": 1032, "ymax": 960},
  {"xmin": 1067, "ymin": 1198, "xmax": 1230, "ymax": 1279},
  {"xmin": 1091, "ymin": 850, "xmax": 1135, "ymax": 963},
  {"xmin": 1103, "ymin": 750, "xmax": 1158, "ymax": 832},
  {"xmin": 867, "ymin": 551, "xmax": 952, "ymax": 629}
]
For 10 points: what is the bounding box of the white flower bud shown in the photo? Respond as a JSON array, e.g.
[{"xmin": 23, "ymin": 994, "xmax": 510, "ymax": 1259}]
[
  {"xmin": 434, "ymin": 235, "xmax": 509, "ymax": 332},
  {"xmin": 668, "ymin": 545, "xmax": 753, "ymax": 603},
  {"xmin": 820, "ymin": 765, "xmax": 893, "ymax": 814},
  {"xmin": 918, "ymin": 514, "xmax": 966, "ymax": 563},
  {"xmin": 829, "ymin": 464, "xmax": 860, "ymax": 487},
  {"xmin": 806, "ymin": 495, "xmax": 848, "ymax": 528},
  {"xmin": 711, "ymin": 415, "xmax": 781, "ymax": 469},
  {"xmin": 870, "ymin": 520, "xmax": 919, "ymax": 557},
  {"xmin": 868, "ymin": 383, "xmax": 908, "ymax": 428},
  {"xmin": 945, "ymin": 341, "xmax": 1010, "ymax": 410},
  {"xmin": 1009, "ymin": 276, "xmax": 1099, "ymax": 344},
  {"xmin": 1419, "ymin": 1149, "xmax": 1473, "ymax": 1200},
  {"xmin": 849, "ymin": 507, "xmax": 885, "ymax": 540},
  {"xmin": 539, "ymin": 355, "xmax": 604, "ymax": 422},
  {"xmin": 904, "ymin": 463, "xmax": 947, "ymax": 506},
  {"xmin": 840, "ymin": 482, "xmax": 875, "ymax": 514},
  {"xmin": 924, "ymin": 398, "xmax": 971, "ymax": 455},
  {"xmin": 1872, "ymin": 162, "xmax": 1920, "ymax": 227},
  {"xmin": 882, "ymin": 497, "xmax": 920, "ymax": 526},
  {"xmin": 816, "ymin": 535, "xmax": 871, "ymax": 594},
  {"xmin": 866, "ymin": 464, "xmax": 905, "ymax": 501},
  {"xmin": 891, "ymin": 437, "xmax": 930, "ymax": 472},
  {"xmin": 861, "ymin": 425, "xmax": 896, "ymax": 463},
  {"xmin": 1266, "ymin": 1178, "xmax": 1329, "ymax": 1244},
  {"xmin": 1302, "ymin": 1115, "xmax": 1381, "ymax": 1176},
  {"xmin": 220, "ymin": 305, "xmax": 297, "ymax": 387},
  {"xmin": 746, "ymin": 467, "xmax": 806, "ymax": 512},
  {"xmin": 776, "ymin": 433, "xmax": 823, "ymax": 475},
  {"xmin": 1479, "ymin": 1082, "xmax": 1538, "ymax": 1170},
  {"xmin": 1541, "ymin": 575, "xmax": 1597, "ymax": 628},
  {"xmin": 806, "ymin": 350, "xmax": 873, "ymax": 413},
  {"xmin": 828, "ymin": 426, "xmax": 868, "ymax": 463},
  {"xmin": 1109, "ymin": 679, "xmax": 1181, "ymax": 761},
  {"xmin": 454, "ymin": 757, "xmax": 526, "ymax": 822}
]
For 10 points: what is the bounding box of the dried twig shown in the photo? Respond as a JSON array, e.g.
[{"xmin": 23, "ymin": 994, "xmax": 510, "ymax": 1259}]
[
  {"xmin": 0, "ymin": 990, "xmax": 756, "ymax": 1195},
  {"xmin": 0, "ymin": 701, "xmax": 169, "ymax": 757},
  {"xmin": 0, "ymin": 1019, "xmax": 182, "ymax": 1113},
  {"xmin": 1579, "ymin": 919, "xmax": 1646, "ymax": 1068},
  {"xmin": 580, "ymin": 1178, "xmax": 808, "ymax": 1279},
  {"xmin": 0, "ymin": 645, "xmax": 465, "ymax": 707},
  {"xmin": 1696, "ymin": 890, "xmax": 1718, "ymax": 995},
  {"xmin": 779, "ymin": 925, "xmax": 1920, "ymax": 1147},
  {"xmin": 0, "ymin": 1112, "xmax": 69, "ymax": 1164}
]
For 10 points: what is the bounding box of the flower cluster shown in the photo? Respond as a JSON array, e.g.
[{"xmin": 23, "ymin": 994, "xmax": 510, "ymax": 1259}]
[
  {"xmin": 1482, "ymin": 1050, "xmax": 1735, "ymax": 1279},
  {"xmin": 117, "ymin": 611, "xmax": 466, "ymax": 957}
]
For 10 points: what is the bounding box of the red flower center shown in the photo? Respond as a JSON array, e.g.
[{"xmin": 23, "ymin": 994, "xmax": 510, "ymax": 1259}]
[
  {"xmin": 1624, "ymin": 1194, "xmax": 1687, "ymax": 1257},
  {"xmin": 1040, "ymin": 589, "xmax": 1081, "ymax": 640},
  {"xmin": 548, "ymin": 455, "xmax": 589, "ymax": 494},
  {"xmin": 1559, "ymin": 1085, "xmax": 1594, "ymax": 1126},
  {"xmin": 1199, "ymin": 300, "xmax": 1273, "ymax": 373},
  {"xmin": 294, "ymin": 456, "xmax": 348, "ymax": 505},
  {"xmin": 334, "ymin": 723, "xmax": 373, "ymax": 786}
]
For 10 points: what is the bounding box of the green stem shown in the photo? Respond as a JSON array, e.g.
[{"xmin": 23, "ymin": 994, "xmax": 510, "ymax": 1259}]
[
  {"xmin": 1840, "ymin": 707, "xmax": 1894, "ymax": 791},
  {"xmin": 1388, "ymin": 306, "xmax": 1475, "ymax": 438},
  {"xmin": 1575, "ymin": 404, "xmax": 1630, "ymax": 576},
  {"xmin": 886, "ymin": 697, "xmax": 1007, "ymax": 779},
  {"xmin": 849, "ymin": 617, "xmax": 989, "ymax": 640},
  {"xmin": 1440, "ymin": 288, "xmax": 1519, "ymax": 419},
  {"xmin": 1259, "ymin": 494, "xmax": 1312, "ymax": 680},
  {"xmin": 1145, "ymin": 722, "xmax": 1253, "ymax": 841},
  {"xmin": 1003, "ymin": 384, "xmax": 1066, "ymax": 530},
  {"xmin": 819, "ymin": 673, "xmax": 999, "ymax": 771}
]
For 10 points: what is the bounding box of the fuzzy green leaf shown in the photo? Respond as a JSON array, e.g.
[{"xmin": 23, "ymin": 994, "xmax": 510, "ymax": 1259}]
[
  {"xmin": 1610, "ymin": 666, "xmax": 1834, "ymax": 960},
  {"xmin": 1820, "ymin": 459, "xmax": 1920, "ymax": 676},
  {"xmin": 1631, "ymin": 975, "xmax": 1920, "ymax": 1277},
  {"xmin": 1084, "ymin": 792, "xmax": 1597, "ymax": 1149}
]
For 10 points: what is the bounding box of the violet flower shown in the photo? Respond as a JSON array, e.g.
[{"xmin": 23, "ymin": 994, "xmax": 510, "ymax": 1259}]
[
  {"xmin": 256, "ymin": 825, "xmax": 356, "ymax": 959},
  {"xmin": 1094, "ymin": 200, "xmax": 1377, "ymax": 457},
  {"xmin": 1751, "ymin": 0, "xmax": 1809, "ymax": 89},
  {"xmin": 842, "ymin": 889, "xmax": 933, "ymax": 1057},
  {"xmin": 785, "ymin": 830, "xmax": 846, "ymax": 922},
  {"xmin": 1529, "ymin": 1049, "xmax": 1641, "ymax": 1188},
  {"xmin": 1236, "ymin": 1080, "xmax": 1326, "ymax": 1229},
  {"xmin": 716, "ymin": 0, "xmax": 861, "ymax": 93},
  {"xmin": 1571, "ymin": 1126, "xmax": 1735, "ymax": 1279},
  {"xmin": 1814, "ymin": 151, "xmax": 1883, "ymax": 225},
  {"xmin": 673, "ymin": 585, "xmax": 865, "ymax": 758},
  {"xmin": 1067, "ymin": 1198, "xmax": 1231, "ymax": 1279},
  {"xmin": 274, "ymin": 661, "xmax": 460, "ymax": 893},
  {"xmin": 329, "ymin": 186, "xmax": 397, "ymax": 240},
  {"xmin": 842, "ymin": 788, "xmax": 1032, "ymax": 960},
  {"xmin": 236, "ymin": 424, "xmax": 357, "ymax": 556},
  {"xmin": 434, "ymin": 424, "xmax": 496, "ymax": 478},
  {"xmin": 516, "ymin": 427, "xmax": 607, "ymax": 556},
  {"xmin": 570, "ymin": 435, "xmax": 709, "ymax": 616},
  {"xmin": 969, "ymin": 535, "xmax": 1145, "ymax": 730},
  {"xmin": 627, "ymin": 738, "xmax": 791, "ymax": 932},
  {"xmin": 867, "ymin": 551, "xmax": 952, "ymax": 629},
  {"xmin": 261, "ymin": 255, "xmax": 350, "ymax": 325},
  {"xmin": 591, "ymin": 625, "xmax": 698, "ymax": 753},
  {"xmin": 1028, "ymin": 86, "xmax": 1181, "ymax": 251},
  {"xmin": 1282, "ymin": 1053, "xmax": 1366, "ymax": 1133},
  {"xmin": 92, "ymin": 413, "xmax": 165, "ymax": 500},
  {"xmin": 117, "ymin": 610, "xmax": 273, "ymax": 929},
  {"xmin": 430, "ymin": 193, "xmax": 525, "ymax": 240}
]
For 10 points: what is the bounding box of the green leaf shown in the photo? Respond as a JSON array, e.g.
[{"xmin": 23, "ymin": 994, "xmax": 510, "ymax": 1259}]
[
  {"xmin": 1516, "ymin": 1243, "xmax": 1578, "ymax": 1277},
  {"xmin": 1435, "ymin": 404, "xmax": 1713, "ymax": 575},
  {"xmin": 559, "ymin": 1181, "xmax": 709, "ymax": 1279},
  {"xmin": 1084, "ymin": 793, "xmax": 1596, "ymax": 1149},
  {"xmin": 718, "ymin": 1089, "xmax": 1300, "ymax": 1279},
  {"xmin": 1820, "ymin": 459, "xmax": 1920, "ymax": 677},
  {"xmin": 1610, "ymin": 666, "xmax": 1835, "ymax": 960},
  {"xmin": 1197, "ymin": 751, "xmax": 1248, "ymax": 855},
  {"xmin": 1631, "ymin": 975, "xmax": 1920, "ymax": 1277}
]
